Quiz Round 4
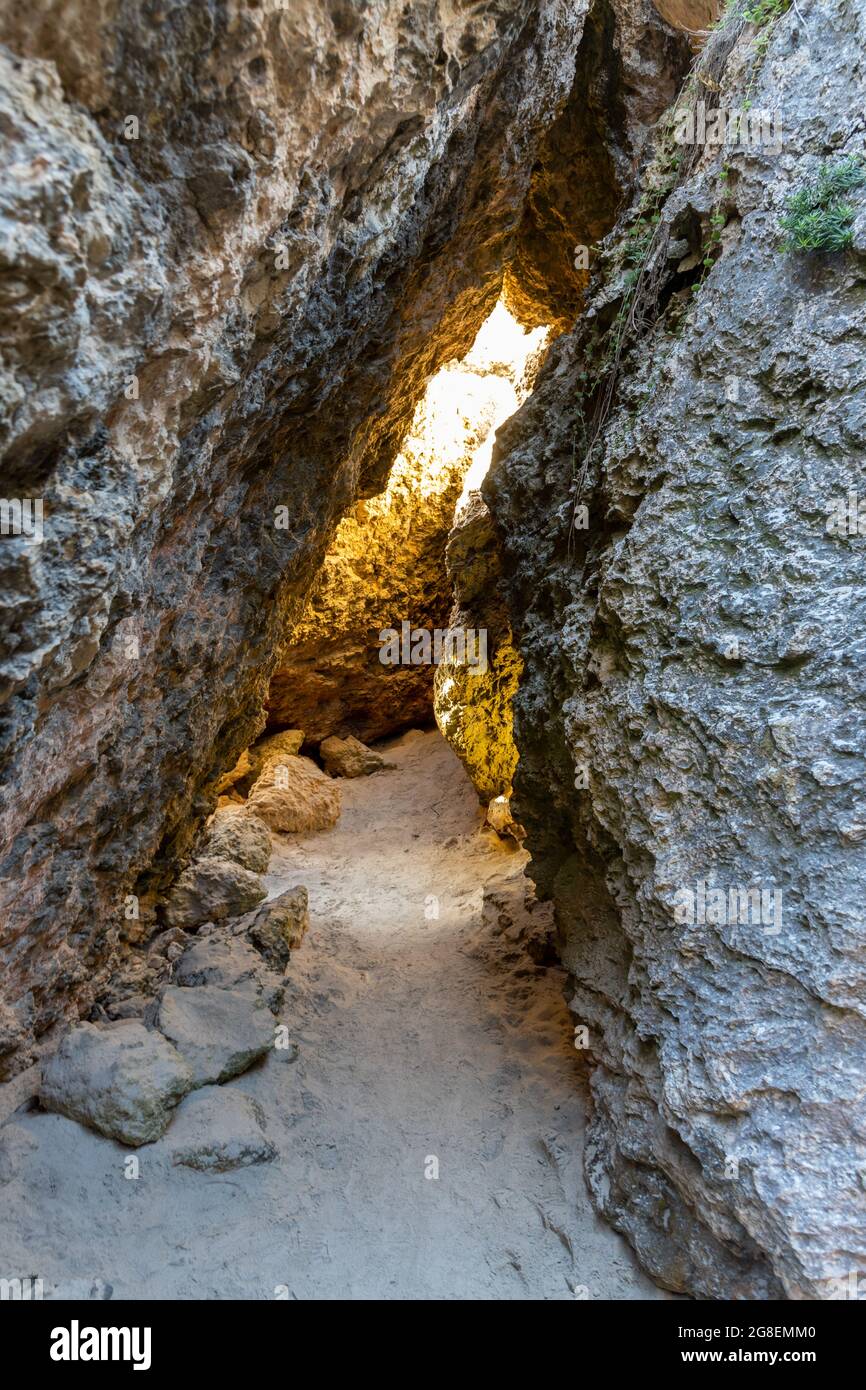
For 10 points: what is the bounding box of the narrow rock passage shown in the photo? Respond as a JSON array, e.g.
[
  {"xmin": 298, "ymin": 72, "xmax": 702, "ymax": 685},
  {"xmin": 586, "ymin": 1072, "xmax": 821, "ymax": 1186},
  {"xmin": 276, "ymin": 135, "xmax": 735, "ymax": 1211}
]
[{"xmin": 0, "ymin": 730, "xmax": 666, "ymax": 1300}]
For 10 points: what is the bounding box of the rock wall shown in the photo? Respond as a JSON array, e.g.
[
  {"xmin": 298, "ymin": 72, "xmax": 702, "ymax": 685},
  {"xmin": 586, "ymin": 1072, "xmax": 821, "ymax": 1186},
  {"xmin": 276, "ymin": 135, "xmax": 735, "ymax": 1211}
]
[
  {"xmin": 433, "ymin": 491, "xmax": 523, "ymax": 810},
  {"xmin": 0, "ymin": 0, "xmax": 595, "ymax": 1076},
  {"xmin": 486, "ymin": 1, "xmax": 866, "ymax": 1298}
]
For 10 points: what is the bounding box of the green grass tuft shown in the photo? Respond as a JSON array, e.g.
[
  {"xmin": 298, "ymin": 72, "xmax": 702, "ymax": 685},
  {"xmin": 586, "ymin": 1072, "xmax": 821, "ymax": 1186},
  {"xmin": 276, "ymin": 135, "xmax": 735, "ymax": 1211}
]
[
  {"xmin": 779, "ymin": 156, "xmax": 866, "ymax": 253},
  {"xmin": 742, "ymin": 0, "xmax": 791, "ymax": 25}
]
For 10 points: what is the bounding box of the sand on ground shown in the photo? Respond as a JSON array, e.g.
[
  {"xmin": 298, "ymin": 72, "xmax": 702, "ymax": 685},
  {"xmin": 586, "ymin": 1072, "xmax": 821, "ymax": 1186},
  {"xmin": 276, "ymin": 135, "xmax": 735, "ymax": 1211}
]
[{"xmin": 0, "ymin": 729, "xmax": 668, "ymax": 1301}]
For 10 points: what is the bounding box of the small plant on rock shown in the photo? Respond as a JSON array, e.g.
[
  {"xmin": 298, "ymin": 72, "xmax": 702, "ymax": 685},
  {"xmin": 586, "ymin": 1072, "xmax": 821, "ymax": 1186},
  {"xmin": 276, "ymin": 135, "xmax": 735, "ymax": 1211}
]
[
  {"xmin": 779, "ymin": 156, "xmax": 866, "ymax": 253},
  {"xmin": 742, "ymin": 0, "xmax": 791, "ymax": 25}
]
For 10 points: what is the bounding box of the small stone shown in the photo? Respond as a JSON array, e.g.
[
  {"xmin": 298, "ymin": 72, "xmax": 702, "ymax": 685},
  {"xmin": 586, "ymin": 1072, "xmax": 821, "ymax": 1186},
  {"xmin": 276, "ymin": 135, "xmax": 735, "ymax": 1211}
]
[
  {"xmin": 39, "ymin": 1021, "xmax": 193, "ymax": 1147},
  {"xmin": 167, "ymin": 1087, "xmax": 277, "ymax": 1173},
  {"xmin": 320, "ymin": 734, "xmax": 385, "ymax": 778},
  {"xmin": 248, "ymin": 887, "xmax": 309, "ymax": 969},
  {"xmin": 157, "ymin": 985, "xmax": 273, "ymax": 1087},
  {"xmin": 163, "ymin": 856, "xmax": 267, "ymax": 929},
  {"xmin": 201, "ymin": 807, "xmax": 273, "ymax": 873}
]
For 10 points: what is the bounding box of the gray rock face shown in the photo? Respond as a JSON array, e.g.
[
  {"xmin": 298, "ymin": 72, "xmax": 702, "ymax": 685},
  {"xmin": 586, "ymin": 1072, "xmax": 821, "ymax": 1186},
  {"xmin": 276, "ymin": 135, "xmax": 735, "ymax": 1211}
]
[
  {"xmin": 248, "ymin": 888, "xmax": 309, "ymax": 971},
  {"xmin": 163, "ymin": 857, "xmax": 267, "ymax": 929},
  {"xmin": 157, "ymin": 986, "xmax": 273, "ymax": 1088},
  {"xmin": 166, "ymin": 1087, "xmax": 277, "ymax": 1173},
  {"xmin": 39, "ymin": 1022, "xmax": 192, "ymax": 1147},
  {"xmin": 486, "ymin": 0, "xmax": 866, "ymax": 1298},
  {"xmin": 174, "ymin": 933, "xmax": 283, "ymax": 1012},
  {"xmin": 201, "ymin": 808, "xmax": 273, "ymax": 875},
  {"xmin": 0, "ymin": 0, "xmax": 598, "ymax": 1075}
]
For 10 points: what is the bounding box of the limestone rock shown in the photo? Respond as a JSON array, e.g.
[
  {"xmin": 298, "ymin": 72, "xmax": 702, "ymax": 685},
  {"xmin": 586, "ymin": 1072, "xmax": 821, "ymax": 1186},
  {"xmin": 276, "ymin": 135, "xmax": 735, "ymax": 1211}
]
[
  {"xmin": 485, "ymin": 795, "xmax": 525, "ymax": 844},
  {"xmin": 201, "ymin": 807, "xmax": 273, "ymax": 875},
  {"xmin": 39, "ymin": 1022, "xmax": 193, "ymax": 1147},
  {"xmin": 485, "ymin": 0, "xmax": 866, "ymax": 1298},
  {"xmin": 434, "ymin": 494, "xmax": 522, "ymax": 804},
  {"xmin": 247, "ymin": 756, "xmax": 341, "ymax": 834},
  {"xmin": 174, "ymin": 932, "xmax": 286, "ymax": 1013},
  {"xmin": 215, "ymin": 749, "xmax": 253, "ymax": 797},
  {"xmin": 163, "ymin": 857, "xmax": 267, "ymax": 930},
  {"xmin": 226, "ymin": 730, "xmax": 306, "ymax": 797},
  {"xmin": 253, "ymin": 730, "xmax": 305, "ymax": 767},
  {"xmin": 320, "ymin": 736, "xmax": 385, "ymax": 779},
  {"xmin": 157, "ymin": 986, "xmax": 273, "ymax": 1088},
  {"xmin": 248, "ymin": 888, "xmax": 309, "ymax": 970},
  {"xmin": 167, "ymin": 1087, "xmax": 277, "ymax": 1173}
]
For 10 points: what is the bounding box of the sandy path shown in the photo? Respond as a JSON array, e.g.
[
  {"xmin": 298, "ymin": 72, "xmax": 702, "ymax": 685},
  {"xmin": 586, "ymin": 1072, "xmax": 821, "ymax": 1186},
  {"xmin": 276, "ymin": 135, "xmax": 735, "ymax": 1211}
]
[{"xmin": 0, "ymin": 729, "xmax": 665, "ymax": 1300}]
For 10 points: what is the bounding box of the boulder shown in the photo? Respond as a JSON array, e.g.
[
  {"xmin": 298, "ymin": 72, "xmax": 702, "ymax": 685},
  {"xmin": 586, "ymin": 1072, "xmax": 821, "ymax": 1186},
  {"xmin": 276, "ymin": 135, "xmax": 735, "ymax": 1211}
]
[
  {"xmin": 39, "ymin": 1021, "xmax": 193, "ymax": 1147},
  {"xmin": 167, "ymin": 1087, "xmax": 277, "ymax": 1173},
  {"xmin": 222, "ymin": 730, "xmax": 306, "ymax": 797},
  {"xmin": 247, "ymin": 887, "xmax": 309, "ymax": 969},
  {"xmin": 157, "ymin": 985, "xmax": 273, "ymax": 1087},
  {"xmin": 320, "ymin": 735, "xmax": 385, "ymax": 778},
  {"xmin": 201, "ymin": 807, "xmax": 272, "ymax": 874},
  {"xmin": 174, "ymin": 933, "xmax": 285, "ymax": 1013},
  {"xmin": 247, "ymin": 755, "xmax": 340, "ymax": 834},
  {"xmin": 163, "ymin": 856, "xmax": 267, "ymax": 929},
  {"xmin": 253, "ymin": 729, "xmax": 305, "ymax": 768}
]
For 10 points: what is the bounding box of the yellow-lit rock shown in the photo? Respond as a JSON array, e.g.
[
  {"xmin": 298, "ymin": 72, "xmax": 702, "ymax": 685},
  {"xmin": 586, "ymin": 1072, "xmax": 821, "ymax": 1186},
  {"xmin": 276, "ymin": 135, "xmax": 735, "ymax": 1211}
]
[
  {"xmin": 266, "ymin": 302, "xmax": 548, "ymax": 747},
  {"xmin": 433, "ymin": 492, "xmax": 522, "ymax": 809}
]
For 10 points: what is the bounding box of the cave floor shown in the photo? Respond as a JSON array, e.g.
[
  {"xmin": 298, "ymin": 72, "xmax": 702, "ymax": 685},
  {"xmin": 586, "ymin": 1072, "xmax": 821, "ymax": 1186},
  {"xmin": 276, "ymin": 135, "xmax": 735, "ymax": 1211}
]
[{"xmin": 0, "ymin": 730, "xmax": 667, "ymax": 1300}]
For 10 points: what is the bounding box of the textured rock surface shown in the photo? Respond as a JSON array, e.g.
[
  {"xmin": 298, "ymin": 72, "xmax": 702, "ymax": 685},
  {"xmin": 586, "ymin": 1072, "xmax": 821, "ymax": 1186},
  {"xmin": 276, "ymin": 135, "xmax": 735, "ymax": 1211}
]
[
  {"xmin": 173, "ymin": 932, "xmax": 285, "ymax": 1013},
  {"xmin": 163, "ymin": 856, "xmax": 266, "ymax": 929},
  {"xmin": 265, "ymin": 349, "xmax": 515, "ymax": 745},
  {"xmin": 97, "ymin": 925, "xmax": 188, "ymax": 1022},
  {"xmin": 0, "ymin": 0, "xmax": 595, "ymax": 1073},
  {"xmin": 320, "ymin": 735, "xmax": 385, "ymax": 779},
  {"xmin": 434, "ymin": 492, "xmax": 522, "ymax": 806},
  {"xmin": 486, "ymin": 1, "xmax": 866, "ymax": 1298},
  {"xmin": 39, "ymin": 1021, "xmax": 192, "ymax": 1146},
  {"xmin": 158, "ymin": 985, "xmax": 273, "ymax": 1088},
  {"xmin": 247, "ymin": 755, "xmax": 341, "ymax": 834},
  {"xmin": 248, "ymin": 887, "xmax": 309, "ymax": 971},
  {"xmin": 165, "ymin": 1087, "xmax": 277, "ymax": 1173},
  {"xmin": 200, "ymin": 807, "xmax": 272, "ymax": 875},
  {"xmin": 239, "ymin": 730, "xmax": 305, "ymax": 792}
]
